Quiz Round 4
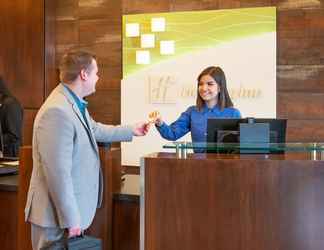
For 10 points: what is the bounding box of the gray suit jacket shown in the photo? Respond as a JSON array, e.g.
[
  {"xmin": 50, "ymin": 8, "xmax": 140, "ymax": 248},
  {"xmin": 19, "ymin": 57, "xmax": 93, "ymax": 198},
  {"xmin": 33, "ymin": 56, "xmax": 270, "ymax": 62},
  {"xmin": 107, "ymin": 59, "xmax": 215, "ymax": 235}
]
[{"xmin": 25, "ymin": 84, "xmax": 133, "ymax": 229}]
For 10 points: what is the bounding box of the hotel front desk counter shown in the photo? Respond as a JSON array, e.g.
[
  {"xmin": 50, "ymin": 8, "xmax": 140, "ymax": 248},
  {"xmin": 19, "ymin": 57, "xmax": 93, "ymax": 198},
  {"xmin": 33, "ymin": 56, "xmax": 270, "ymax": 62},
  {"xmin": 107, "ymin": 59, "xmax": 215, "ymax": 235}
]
[{"xmin": 0, "ymin": 173, "xmax": 141, "ymax": 250}]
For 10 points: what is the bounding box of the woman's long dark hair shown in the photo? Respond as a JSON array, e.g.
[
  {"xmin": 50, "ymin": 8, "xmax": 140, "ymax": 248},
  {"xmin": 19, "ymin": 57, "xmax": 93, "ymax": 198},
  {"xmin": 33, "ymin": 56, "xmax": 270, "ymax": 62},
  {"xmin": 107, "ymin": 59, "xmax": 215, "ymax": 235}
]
[{"xmin": 196, "ymin": 66, "xmax": 234, "ymax": 111}]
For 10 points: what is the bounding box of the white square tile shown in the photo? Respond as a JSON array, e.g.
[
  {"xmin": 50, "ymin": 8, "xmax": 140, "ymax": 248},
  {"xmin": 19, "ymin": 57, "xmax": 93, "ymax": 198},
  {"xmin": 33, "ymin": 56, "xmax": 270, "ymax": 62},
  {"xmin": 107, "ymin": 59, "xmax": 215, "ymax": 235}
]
[
  {"xmin": 126, "ymin": 23, "xmax": 140, "ymax": 37},
  {"xmin": 151, "ymin": 17, "xmax": 166, "ymax": 32},
  {"xmin": 141, "ymin": 34, "xmax": 155, "ymax": 48},
  {"xmin": 136, "ymin": 50, "xmax": 150, "ymax": 64},
  {"xmin": 160, "ymin": 40, "xmax": 175, "ymax": 55}
]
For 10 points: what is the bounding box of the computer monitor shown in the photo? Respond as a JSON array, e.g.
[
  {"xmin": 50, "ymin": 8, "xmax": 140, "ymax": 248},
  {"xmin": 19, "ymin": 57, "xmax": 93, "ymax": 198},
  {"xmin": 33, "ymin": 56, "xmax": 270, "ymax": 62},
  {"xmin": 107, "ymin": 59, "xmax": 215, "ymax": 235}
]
[{"xmin": 206, "ymin": 118, "xmax": 287, "ymax": 152}]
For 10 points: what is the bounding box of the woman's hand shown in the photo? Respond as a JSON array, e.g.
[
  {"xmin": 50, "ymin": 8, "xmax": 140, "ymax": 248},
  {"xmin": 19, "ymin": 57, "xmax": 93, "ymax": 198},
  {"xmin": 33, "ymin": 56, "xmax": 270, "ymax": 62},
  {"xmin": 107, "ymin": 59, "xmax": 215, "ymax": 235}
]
[{"xmin": 148, "ymin": 111, "xmax": 163, "ymax": 126}]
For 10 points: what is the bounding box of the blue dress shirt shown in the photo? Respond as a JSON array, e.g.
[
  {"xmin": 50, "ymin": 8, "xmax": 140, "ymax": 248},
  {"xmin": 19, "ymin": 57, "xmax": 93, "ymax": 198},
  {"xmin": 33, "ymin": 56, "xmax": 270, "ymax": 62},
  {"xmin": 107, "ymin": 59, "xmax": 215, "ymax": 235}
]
[
  {"xmin": 63, "ymin": 84, "xmax": 89, "ymax": 126},
  {"xmin": 156, "ymin": 104, "xmax": 241, "ymax": 143}
]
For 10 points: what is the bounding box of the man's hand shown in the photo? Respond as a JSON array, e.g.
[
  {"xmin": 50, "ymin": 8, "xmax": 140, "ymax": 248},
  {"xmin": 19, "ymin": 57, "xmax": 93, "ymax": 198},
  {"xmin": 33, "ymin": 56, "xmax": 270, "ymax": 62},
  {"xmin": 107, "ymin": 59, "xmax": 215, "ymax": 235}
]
[
  {"xmin": 68, "ymin": 226, "xmax": 82, "ymax": 238},
  {"xmin": 132, "ymin": 122, "xmax": 150, "ymax": 136}
]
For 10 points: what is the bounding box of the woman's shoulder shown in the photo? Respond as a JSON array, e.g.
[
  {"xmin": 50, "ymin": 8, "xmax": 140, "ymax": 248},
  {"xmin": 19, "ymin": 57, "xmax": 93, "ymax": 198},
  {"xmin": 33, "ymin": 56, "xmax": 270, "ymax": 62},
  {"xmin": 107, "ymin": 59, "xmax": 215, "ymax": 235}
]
[
  {"xmin": 224, "ymin": 106, "xmax": 241, "ymax": 117},
  {"xmin": 184, "ymin": 105, "xmax": 199, "ymax": 113}
]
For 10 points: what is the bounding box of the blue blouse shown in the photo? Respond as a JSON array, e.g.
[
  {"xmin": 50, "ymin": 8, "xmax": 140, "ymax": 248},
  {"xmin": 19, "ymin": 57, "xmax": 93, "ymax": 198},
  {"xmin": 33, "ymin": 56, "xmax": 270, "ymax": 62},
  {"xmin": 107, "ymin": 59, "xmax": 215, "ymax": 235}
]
[{"xmin": 156, "ymin": 104, "xmax": 241, "ymax": 143}]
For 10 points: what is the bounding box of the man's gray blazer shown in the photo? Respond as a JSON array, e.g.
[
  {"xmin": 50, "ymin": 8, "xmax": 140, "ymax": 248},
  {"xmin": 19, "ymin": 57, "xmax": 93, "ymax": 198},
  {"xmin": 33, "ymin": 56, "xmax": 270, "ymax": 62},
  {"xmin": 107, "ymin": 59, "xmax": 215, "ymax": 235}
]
[{"xmin": 25, "ymin": 84, "xmax": 133, "ymax": 229}]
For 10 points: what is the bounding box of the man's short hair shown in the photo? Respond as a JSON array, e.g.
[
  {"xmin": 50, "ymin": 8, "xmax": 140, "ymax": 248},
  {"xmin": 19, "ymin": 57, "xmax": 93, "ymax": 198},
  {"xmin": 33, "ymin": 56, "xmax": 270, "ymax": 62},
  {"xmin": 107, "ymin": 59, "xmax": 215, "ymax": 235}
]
[{"xmin": 59, "ymin": 50, "xmax": 96, "ymax": 83}]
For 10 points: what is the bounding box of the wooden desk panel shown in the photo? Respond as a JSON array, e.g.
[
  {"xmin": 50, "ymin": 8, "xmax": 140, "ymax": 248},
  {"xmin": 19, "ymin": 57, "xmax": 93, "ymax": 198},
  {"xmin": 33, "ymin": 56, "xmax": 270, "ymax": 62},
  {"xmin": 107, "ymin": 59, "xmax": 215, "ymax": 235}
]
[
  {"xmin": 0, "ymin": 188, "xmax": 17, "ymax": 250},
  {"xmin": 113, "ymin": 174, "xmax": 140, "ymax": 250},
  {"xmin": 142, "ymin": 153, "xmax": 324, "ymax": 250}
]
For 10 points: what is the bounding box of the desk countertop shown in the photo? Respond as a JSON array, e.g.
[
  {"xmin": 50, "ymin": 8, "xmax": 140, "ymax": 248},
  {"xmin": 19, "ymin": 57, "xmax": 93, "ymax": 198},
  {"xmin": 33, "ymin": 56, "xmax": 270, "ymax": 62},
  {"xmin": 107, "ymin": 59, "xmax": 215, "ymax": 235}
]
[{"xmin": 0, "ymin": 174, "xmax": 140, "ymax": 201}]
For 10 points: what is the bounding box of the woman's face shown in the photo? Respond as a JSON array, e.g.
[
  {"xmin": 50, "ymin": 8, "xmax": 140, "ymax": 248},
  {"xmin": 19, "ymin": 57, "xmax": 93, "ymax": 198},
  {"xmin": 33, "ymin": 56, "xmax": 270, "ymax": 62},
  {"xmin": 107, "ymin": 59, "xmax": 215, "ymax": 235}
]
[{"xmin": 198, "ymin": 74, "xmax": 220, "ymax": 104}]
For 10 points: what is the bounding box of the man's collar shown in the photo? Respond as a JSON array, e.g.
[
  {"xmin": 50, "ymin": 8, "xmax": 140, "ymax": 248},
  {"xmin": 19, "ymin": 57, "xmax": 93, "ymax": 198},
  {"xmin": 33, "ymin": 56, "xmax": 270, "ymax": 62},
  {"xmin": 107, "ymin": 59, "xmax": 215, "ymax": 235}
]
[{"xmin": 62, "ymin": 83, "xmax": 88, "ymax": 107}]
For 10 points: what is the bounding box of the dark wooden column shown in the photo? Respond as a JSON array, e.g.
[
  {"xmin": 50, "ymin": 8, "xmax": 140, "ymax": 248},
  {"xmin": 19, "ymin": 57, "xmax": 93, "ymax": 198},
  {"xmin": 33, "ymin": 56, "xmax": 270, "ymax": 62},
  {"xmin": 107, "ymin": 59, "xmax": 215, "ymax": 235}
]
[{"xmin": 17, "ymin": 146, "xmax": 33, "ymax": 250}]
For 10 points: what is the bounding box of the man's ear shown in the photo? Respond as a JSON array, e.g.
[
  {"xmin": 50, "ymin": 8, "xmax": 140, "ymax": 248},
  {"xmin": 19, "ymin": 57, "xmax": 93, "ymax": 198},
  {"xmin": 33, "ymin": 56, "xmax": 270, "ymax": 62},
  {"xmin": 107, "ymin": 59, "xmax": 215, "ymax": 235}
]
[{"xmin": 80, "ymin": 69, "xmax": 88, "ymax": 80}]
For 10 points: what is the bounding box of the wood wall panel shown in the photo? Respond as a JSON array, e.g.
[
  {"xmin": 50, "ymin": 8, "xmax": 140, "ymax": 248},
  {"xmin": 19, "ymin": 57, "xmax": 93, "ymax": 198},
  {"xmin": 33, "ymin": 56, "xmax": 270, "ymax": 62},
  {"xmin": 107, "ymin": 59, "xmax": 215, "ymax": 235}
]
[
  {"xmin": 278, "ymin": 9, "xmax": 324, "ymax": 39},
  {"xmin": 122, "ymin": 0, "xmax": 171, "ymax": 14},
  {"xmin": 45, "ymin": 0, "xmax": 58, "ymax": 96},
  {"xmin": 1, "ymin": 0, "xmax": 56, "ymax": 145},
  {"xmin": 279, "ymin": 37, "xmax": 324, "ymax": 65},
  {"xmin": 22, "ymin": 109, "xmax": 38, "ymax": 146},
  {"xmin": 0, "ymin": 0, "xmax": 44, "ymax": 108},
  {"xmin": 87, "ymin": 89, "xmax": 121, "ymax": 125},
  {"xmin": 278, "ymin": 93, "xmax": 324, "ymax": 119},
  {"xmin": 56, "ymin": 21, "xmax": 79, "ymax": 47},
  {"xmin": 238, "ymin": 0, "xmax": 274, "ymax": 7},
  {"xmin": 277, "ymin": 65, "xmax": 324, "ymax": 92},
  {"xmin": 81, "ymin": 43, "xmax": 122, "ymax": 69},
  {"xmin": 78, "ymin": 0, "xmax": 121, "ymax": 21},
  {"xmin": 56, "ymin": 0, "xmax": 78, "ymax": 20},
  {"xmin": 79, "ymin": 19, "xmax": 122, "ymax": 85},
  {"xmin": 0, "ymin": 1, "xmax": 19, "ymax": 91},
  {"xmin": 276, "ymin": 0, "xmax": 322, "ymax": 9},
  {"xmin": 16, "ymin": 0, "xmax": 45, "ymax": 108},
  {"xmin": 286, "ymin": 120, "xmax": 324, "ymax": 142},
  {"xmin": 278, "ymin": 8, "xmax": 324, "ymax": 65},
  {"xmin": 170, "ymin": 0, "xmax": 220, "ymax": 11}
]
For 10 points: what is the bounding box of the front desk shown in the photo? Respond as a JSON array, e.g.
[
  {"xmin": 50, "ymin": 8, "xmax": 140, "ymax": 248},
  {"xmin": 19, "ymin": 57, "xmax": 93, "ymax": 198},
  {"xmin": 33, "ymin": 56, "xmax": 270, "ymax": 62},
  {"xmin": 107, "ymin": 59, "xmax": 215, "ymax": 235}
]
[{"xmin": 141, "ymin": 143, "xmax": 324, "ymax": 250}]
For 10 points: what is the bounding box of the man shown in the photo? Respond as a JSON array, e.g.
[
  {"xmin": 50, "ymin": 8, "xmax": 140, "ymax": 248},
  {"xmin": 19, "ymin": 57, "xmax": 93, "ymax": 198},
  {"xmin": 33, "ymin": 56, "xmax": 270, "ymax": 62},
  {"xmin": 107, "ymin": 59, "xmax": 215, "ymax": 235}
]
[
  {"xmin": 25, "ymin": 50, "xmax": 149, "ymax": 249},
  {"xmin": 0, "ymin": 77, "xmax": 23, "ymax": 157}
]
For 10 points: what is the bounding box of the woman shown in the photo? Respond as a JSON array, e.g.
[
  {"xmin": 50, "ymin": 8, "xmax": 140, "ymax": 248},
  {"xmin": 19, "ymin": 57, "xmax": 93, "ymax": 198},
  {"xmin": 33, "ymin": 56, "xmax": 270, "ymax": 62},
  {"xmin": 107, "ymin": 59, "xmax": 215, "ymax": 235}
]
[
  {"xmin": 0, "ymin": 77, "xmax": 23, "ymax": 157},
  {"xmin": 152, "ymin": 66, "xmax": 241, "ymax": 145}
]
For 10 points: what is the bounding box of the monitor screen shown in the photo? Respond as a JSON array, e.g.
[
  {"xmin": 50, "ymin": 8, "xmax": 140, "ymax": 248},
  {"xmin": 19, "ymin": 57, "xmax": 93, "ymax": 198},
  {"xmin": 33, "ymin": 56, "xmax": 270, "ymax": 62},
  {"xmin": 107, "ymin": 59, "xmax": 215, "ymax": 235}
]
[{"xmin": 207, "ymin": 118, "xmax": 287, "ymax": 144}]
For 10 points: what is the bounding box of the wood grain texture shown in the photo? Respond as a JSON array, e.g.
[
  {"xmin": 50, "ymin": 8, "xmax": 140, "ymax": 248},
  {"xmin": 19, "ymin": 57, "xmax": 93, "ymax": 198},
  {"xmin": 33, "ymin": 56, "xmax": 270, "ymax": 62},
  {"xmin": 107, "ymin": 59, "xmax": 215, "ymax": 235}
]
[
  {"xmin": 56, "ymin": 0, "xmax": 78, "ymax": 21},
  {"xmin": 122, "ymin": 0, "xmax": 171, "ymax": 14},
  {"xmin": 278, "ymin": 65, "xmax": 324, "ymax": 92},
  {"xmin": 79, "ymin": 19, "xmax": 122, "ymax": 86},
  {"xmin": 278, "ymin": 92, "xmax": 324, "ymax": 119},
  {"xmin": 286, "ymin": 119, "xmax": 324, "ymax": 142},
  {"xmin": 143, "ymin": 153, "xmax": 324, "ymax": 250},
  {"xmin": 45, "ymin": 0, "xmax": 58, "ymax": 97},
  {"xmin": 87, "ymin": 88, "xmax": 121, "ymax": 125},
  {"xmin": 0, "ymin": 191, "xmax": 17, "ymax": 250},
  {"xmin": 79, "ymin": 0, "xmax": 121, "ymax": 21},
  {"xmin": 113, "ymin": 201, "xmax": 139, "ymax": 250},
  {"xmin": 17, "ymin": 146, "xmax": 33, "ymax": 250},
  {"xmin": 22, "ymin": 109, "xmax": 38, "ymax": 145},
  {"xmin": 0, "ymin": 0, "xmax": 44, "ymax": 108},
  {"xmin": 16, "ymin": 0, "xmax": 45, "ymax": 108}
]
